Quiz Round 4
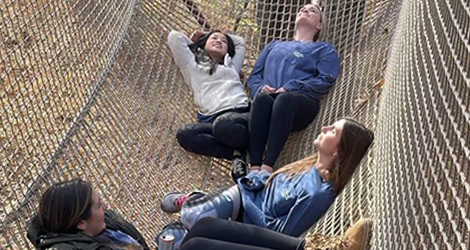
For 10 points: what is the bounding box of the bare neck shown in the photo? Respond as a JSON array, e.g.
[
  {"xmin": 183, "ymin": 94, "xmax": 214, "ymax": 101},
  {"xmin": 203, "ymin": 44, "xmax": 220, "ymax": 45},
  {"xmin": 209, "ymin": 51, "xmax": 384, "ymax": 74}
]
[
  {"xmin": 315, "ymin": 153, "xmax": 335, "ymax": 180},
  {"xmin": 293, "ymin": 26, "xmax": 318, "ymax": 42}
]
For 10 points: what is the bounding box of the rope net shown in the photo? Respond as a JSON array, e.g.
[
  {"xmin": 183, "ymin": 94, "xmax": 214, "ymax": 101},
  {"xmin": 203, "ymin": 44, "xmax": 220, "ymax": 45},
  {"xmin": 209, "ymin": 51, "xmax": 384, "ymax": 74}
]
[{"xmin": 0, "ymin": 0, "xmax": 468, "ymax": 249}]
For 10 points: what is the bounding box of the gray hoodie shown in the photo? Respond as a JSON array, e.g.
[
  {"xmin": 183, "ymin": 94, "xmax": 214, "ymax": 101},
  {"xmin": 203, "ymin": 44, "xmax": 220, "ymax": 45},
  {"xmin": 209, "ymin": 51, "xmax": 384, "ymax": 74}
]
[{"xmin": 167, "ymin": 31, "xmax": 250, "ymax": 116}]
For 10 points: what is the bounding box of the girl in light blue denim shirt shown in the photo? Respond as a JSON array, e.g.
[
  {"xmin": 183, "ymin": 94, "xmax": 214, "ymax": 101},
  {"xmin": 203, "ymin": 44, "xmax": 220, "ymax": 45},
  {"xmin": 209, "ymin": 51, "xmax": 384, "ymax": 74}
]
[{"xmin": 161, "ymin": 118, "xmax": 374, "ymax": 242}]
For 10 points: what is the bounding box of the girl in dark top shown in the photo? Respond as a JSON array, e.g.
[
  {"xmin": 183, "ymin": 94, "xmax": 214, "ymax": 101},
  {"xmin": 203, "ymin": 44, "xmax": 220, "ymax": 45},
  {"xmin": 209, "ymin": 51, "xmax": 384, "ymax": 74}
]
[
  {"xmin": 27, "ymin": 179, "xmax": 149, "ymax": 250},
  {"xmin": 247, "ymin": 2, "xmax": 340, "ymax": 173}
]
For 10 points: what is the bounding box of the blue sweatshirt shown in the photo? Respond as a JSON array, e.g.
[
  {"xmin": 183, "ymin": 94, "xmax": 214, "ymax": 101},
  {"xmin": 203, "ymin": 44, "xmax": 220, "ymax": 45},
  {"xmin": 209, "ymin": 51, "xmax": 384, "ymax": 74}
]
[
  {"xmin": 238, "ymin": 167, "xmax": 336, "ymax": 237},
  {"xmin": 247, "ymin": 40, "xmax": 340, "ymax": 101}
]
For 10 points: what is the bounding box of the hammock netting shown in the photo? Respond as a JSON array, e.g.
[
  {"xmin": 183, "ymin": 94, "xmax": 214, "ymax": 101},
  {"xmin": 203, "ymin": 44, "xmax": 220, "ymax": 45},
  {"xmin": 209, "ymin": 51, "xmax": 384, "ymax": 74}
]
[{"xmin": 0, "ymin": 0, "xmax": 468, "ymax": 249}]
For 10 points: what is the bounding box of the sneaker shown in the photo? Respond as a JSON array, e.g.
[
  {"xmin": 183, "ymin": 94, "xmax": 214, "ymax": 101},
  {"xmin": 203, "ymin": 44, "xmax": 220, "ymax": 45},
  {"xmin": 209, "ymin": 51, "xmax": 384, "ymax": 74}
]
[
  {"xmin": 231, "ymin": 153, "xmax": 248, "ymax": 183},
  {"xmin": 156, "ymin": 221, "xmax": 188, "ymax": 249},
  {"xmin": 161, "ymin": 191, "xmax": 205, "ymax": 213},
  {"xmin": 343, "ymin": 218, "xmax": 373, "ymax": 250}
]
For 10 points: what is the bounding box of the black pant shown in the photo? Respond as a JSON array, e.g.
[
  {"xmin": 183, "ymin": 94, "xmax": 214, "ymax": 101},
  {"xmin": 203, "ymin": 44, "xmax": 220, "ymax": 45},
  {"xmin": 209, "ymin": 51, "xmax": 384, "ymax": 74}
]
[
  {"xmin": 179, "ymin": 217, "xmax": 305, "ymax": 250},
  {"xmin": 176, "ymin": 111, "xmax": 249, "ymax": 160},
  {"xmin": 250, "ymin": 92, "xmax": 319, "ymax": 166}
]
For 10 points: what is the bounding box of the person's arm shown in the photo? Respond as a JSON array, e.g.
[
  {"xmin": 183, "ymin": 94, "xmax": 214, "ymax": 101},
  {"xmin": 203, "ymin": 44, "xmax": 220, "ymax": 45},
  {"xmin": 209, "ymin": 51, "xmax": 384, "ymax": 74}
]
[
  {"xmin": 283, "ymin": 44, "xmax": 340, "ymax": 97},
  {"xmin": 265, "ymin": 191, "xmax": 334, "ymax": 237},
  {"xmin": 247, "ymin": 41, "xmax": 276, "ymax": 99},
  {"xmin": 227, "ymin": 33, "xmax": 246, "ymax": 73},
  {"xmin": 167, "ymin": 30, "xmax": 196, "ymax": 68}
]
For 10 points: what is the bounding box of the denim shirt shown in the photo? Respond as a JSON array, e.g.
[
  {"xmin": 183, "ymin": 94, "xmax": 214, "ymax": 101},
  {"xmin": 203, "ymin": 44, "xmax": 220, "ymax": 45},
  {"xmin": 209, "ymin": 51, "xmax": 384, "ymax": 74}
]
[{"xmin": 238, "ymin": 166, "xmax": 336, "ymax": 237}]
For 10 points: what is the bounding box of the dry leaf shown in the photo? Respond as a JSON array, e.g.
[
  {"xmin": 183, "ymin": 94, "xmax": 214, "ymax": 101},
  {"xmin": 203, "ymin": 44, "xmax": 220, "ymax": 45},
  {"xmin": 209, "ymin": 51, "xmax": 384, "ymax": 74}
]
[
  {"xmin": 374, "ymin": 78, "xmax": 385, "ymax": 91},
  {"xmin": 354, "ymin": 93, "xmax": 370, "ymax": 108},
  {"xmin": 305, "ymin": 234, "xmax": 345, "ymax": 250}
]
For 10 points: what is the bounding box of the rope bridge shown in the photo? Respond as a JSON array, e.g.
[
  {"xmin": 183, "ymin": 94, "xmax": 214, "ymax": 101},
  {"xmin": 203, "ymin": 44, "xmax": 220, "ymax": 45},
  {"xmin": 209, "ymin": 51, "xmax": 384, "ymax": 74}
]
[{"xmin": 0, "ymin": 0, "xmax": 468, "ymax": 249}]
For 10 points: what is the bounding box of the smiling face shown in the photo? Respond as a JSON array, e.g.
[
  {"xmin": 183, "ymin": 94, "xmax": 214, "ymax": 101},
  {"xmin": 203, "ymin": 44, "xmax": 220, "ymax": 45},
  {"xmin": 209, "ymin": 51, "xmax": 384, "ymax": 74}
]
[
  {"xmin": 77, "ymin": 190, "xmax": 107, "ymax": 236},
  {"xmin": 295, "ymin": 4, "xmax": 323, "ymax": 31},
  {"xmin": 314, "ymin": 119, "xmax": 346, "ymax": 156},
  {"xmin": 204, "ymin": 32, "xmax": 229, "ymax": 62}
]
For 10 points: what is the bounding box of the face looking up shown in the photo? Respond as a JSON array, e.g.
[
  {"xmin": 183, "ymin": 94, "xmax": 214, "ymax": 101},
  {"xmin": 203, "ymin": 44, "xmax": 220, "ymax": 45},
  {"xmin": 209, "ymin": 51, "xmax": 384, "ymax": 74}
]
[
  {"xmin": 295, "ymin": 4, "xmax": 323, "ymax": 31},
  {"xmin": 204, "ymin": 32, "xmax": 229, "ymax": 62},
  {"xmin": 314, "ymin": 119, "xmax": 346, "ymax": 156}
]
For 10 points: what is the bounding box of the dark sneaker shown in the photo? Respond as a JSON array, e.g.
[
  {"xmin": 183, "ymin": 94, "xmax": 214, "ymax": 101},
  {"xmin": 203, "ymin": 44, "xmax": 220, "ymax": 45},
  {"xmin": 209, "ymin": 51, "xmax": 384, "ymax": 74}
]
[
  {"xmin": 231, "ymin": 153, "xmax": 248, "ymax": 183},
  {"xmin": 156, "ymin": 221, "xmax": 188, "ymax": 249}
]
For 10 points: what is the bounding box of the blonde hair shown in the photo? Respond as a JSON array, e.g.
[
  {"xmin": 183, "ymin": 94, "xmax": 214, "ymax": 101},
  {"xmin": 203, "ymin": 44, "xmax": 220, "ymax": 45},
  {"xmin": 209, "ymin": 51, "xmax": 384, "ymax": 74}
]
[
  {"xmin": 266, "ymin": 154, "xmax": 318, "ymax": 187},
  {"xmin": 312, "ymin": 1, "xmax": 327, "ymax": 41}
]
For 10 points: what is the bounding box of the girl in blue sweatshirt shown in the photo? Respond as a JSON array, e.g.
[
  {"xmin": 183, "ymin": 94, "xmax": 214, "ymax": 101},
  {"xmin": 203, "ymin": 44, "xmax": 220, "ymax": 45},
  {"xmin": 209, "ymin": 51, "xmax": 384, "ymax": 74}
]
[
  {"xmin": 161, "ymin": 118, "xmax": 374, "ymax": 247},
  {"xmin": 247, "ymin": 2, "xmax": 340, "ymax": 174}
]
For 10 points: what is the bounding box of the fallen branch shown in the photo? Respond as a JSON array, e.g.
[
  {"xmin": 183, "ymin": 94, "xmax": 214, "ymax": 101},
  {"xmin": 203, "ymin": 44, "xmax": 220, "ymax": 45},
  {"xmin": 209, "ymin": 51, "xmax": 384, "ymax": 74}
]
[
  {"xmin": 233, "ymin": 0, "xmax": 250, "ymax": 32},
  {"xmin": 181, "ymin": 0, "xmax": 211, "ymax": 31}
]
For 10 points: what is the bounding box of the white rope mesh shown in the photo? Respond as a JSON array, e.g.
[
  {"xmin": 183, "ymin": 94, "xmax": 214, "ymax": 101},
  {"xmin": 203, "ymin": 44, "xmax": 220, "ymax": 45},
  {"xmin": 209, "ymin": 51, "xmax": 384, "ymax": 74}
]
[
  {"xmin": 374, "ymin": 0, "xmax": 470, "ymax": 249},
  {"xmin": 0, "ymin": 0, "xmax": 468, "ymax": 249}
]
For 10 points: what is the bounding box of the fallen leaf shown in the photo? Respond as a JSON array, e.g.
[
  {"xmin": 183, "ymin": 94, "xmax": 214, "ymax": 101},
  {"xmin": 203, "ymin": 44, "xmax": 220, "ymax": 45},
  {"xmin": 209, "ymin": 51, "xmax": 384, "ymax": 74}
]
[
  {"xmin": 374, "ymin": 78, "xmax": 385, "ymax": 91},
  {"xmin": 354, "ymin": 93, "xmax": 370, "ymax": 108}
]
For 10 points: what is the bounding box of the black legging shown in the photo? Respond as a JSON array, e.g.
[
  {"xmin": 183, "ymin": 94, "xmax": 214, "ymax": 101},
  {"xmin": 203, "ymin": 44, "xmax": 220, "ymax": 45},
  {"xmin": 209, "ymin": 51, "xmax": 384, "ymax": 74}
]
[
  {"xmin": 176, "ymin": 111, "xmax": 249, "ymax": 160},
  {"xmin": 250, "ymin": 92, "xmax": 319, "ymax": 166},
  {"xmin": 179, "ymin": 217, "xmax": 305, "ymax": 250}
]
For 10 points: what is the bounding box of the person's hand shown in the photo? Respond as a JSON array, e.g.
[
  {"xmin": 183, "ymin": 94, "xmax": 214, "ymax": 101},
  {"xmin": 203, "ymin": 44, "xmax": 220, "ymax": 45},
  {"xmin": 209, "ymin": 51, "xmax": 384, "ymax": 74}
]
[
  {"xmin": 275, "ymin": 87, "xmax": 287, "ymax": 93},
  {"xmin": 249, "ymin": 166, "xmax": 260, "ymax": 172},
  {"xmin": 260, "ymin": 164, "xmax": 273, "ymax": 173},
  {"xmin": 190, "ymin": 30, "xmax": 207, "ymax": 42},
  {"xmin": 261, "ymin": 85, "xmax": 276, "ymax": 94}
]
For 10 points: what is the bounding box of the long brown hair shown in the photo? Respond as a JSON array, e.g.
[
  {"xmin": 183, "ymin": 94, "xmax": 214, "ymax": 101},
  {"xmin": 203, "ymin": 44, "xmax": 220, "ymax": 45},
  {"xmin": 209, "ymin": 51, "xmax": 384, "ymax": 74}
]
[
  {"xmin": 38, "ymin": 178, "xmax": 93, "ymax": 234},
  {"xmin": 38, "ymin": 179, "xmax": 144, "ymax": 249},
  {"xmin": 266, "ymin": 118, "xmax": 374, "ymax": 194}
]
